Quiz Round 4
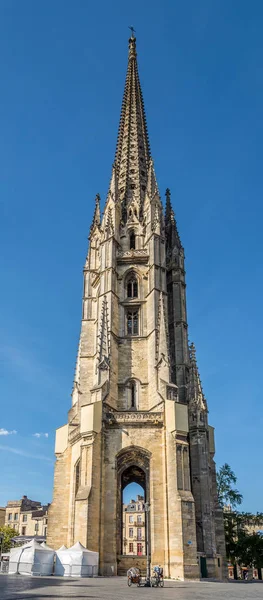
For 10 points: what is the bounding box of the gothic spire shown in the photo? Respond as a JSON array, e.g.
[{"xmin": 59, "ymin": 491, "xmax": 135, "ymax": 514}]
[
  {"xmin": 165, "ymin": 188, "xmax": 182, "ymax": 249},
  {"xmin": 114, "ymin": 35, "xmax": 151, "ymax": 221},
  {"xmin": 188, "ymin": 342, "xmax": 207, "ymax": 412},
  {"xmin": 90, "ymin": 193, "xmax": 101, "ymax": 235}
]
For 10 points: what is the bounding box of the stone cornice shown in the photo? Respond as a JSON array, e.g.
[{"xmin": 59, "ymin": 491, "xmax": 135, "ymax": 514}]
[{"xmin": 104, "ymin": 410, "xmax": 163, "ymax": 427}]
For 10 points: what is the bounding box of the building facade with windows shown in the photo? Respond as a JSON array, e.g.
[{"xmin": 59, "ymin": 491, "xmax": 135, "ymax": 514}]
[
  {"xmin": 47, "ymin": 35, "xmax": 226, "ymax": 579},
  {"xmin": 5, "ymin": 496, "xmax": 48, "ymax": 539},
  {"xmin": 123, "ymin": 495, "xmax": 145, "ymax": 556}
]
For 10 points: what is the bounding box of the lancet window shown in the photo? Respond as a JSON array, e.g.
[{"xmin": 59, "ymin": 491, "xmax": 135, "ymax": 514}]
[
  {"xmin": 131, "ymin": 381, "xmax": 136, "ymax": 408},
  {"xmin": 127, "ymin": 309, "xmax": 139, "ymax": 335},
  {"xmin": 127, "ymin": 275, "xmax": 138, "ymax": 298},
  {"xmin": 127, "ymin": 379, "xmax": 138, "ymax": 409}
]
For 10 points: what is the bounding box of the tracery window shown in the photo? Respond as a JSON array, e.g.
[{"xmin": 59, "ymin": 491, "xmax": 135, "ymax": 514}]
[
  {"xmin": 127, "ymin": 275, "xmax": 138, "ymax": 298},
  {"xmin": 127, "ymin": 309, "xmax": 139, "ymax": 335}
]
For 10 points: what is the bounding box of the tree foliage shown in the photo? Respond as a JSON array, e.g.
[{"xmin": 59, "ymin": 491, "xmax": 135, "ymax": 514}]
[
  {"xmin": 0, "ymin": 525, "xmax": 17, "ymax": 553},
  {"xmin": 217, "ymin": 463, "xmax": 263, "ymax": 576},
  {"xmin": 223, "ymin": 511, "xmax": 263, "ymax": 573},
  {"xmin": 216, "ymin": 463, "xmax": 243, "ymax": 509},
  {"xmin": 236, "ymin": 532, "xmax": 263, "ymax": 569}
]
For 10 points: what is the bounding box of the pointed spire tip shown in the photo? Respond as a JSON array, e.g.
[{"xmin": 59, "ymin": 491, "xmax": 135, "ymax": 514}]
[{"xmin": 113, "ymin": 30, "xmax": 151, "ymax": 219}]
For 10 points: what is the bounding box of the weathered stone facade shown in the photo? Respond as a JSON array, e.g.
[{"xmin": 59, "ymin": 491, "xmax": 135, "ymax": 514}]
[{"xmin": 47, "ymin": 35, "xmax": 226, "ymax": 579}]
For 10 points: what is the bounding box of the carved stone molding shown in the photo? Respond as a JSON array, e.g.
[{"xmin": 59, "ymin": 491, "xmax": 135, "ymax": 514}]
[
  {"xmin": 104, "ymin": 410, "xmax": 163, "ymax": 427},
  {"xmin": 68, "ymin": 424, "xmax": 81, "ymax": 445},
  {"xmin": 117, "ymin": 249, "xmax": 148, "ymax": 263}
]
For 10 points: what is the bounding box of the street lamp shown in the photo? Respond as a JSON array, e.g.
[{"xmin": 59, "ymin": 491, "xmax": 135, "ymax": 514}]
[{"xmin": 144, "ymin": 502, "xmax": 151, "ymax": 586}]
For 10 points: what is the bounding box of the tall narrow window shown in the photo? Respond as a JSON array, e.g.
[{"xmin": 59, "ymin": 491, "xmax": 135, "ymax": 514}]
[
  {"xmin": 127, "ymin": 310, "xmax": 139, "ymax": 335},
  {"xmin": 75, "ymin": 460, "xmax": 80, "ymax": 495},
  {"xmin": 127, "ymin": 276, "xmax": 138, "ymax": 298},
  {"xmin": 131, "ymin": 382, "xmax": 136, "ymax": 408},
  {"xmin": 130, "ymin": 231, "xmax": 136, "ymax": 250}
]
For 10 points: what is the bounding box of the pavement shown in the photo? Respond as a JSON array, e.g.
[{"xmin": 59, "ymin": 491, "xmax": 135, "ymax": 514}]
[{"xmin": 0, "ymin": 575, "xmax": 263, "ymax": 600}]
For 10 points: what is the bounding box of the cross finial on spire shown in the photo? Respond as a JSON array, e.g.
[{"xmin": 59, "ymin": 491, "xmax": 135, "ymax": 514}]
[{"xmin": 128, "ymin": 26, "xmax": 136, "ymax": 38}]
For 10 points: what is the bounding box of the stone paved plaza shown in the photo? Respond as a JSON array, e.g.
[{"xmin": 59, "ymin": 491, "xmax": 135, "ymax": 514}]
[{"xmin": 0, "ymin": 576, "xmax": 263, "ymax": 600}]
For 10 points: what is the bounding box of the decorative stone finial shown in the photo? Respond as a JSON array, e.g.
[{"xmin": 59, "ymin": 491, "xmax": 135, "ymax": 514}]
[
  {"xmin": 189, "ymin": 342, "xmax": 196, "ymax": 361},
  {"xmin": 90, "ymin": 193, "xmax": 101, "ymax": 234},
  {"xmin": 165, "ymin": 188, "xmax": 182, "ymax": 249},
  {"xmin": 188, "ymin": 342, "xmax": 207, "ymax": 413}
]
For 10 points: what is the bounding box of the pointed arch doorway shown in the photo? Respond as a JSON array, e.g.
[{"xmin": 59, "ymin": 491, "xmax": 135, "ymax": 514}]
[{"xmin": 116, "ymin": 447, "xmax": 151, "ymax": 575}]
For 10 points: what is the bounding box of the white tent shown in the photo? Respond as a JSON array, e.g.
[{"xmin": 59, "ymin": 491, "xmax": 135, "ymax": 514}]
[
  {"xmin": 40, "ymin": 542, "xmax": 54, "ymax": 550},
  {"xmin": 9, "ymin": 539, "xmax": 55, "ymax": 576},
  {"xmin": 55, "ymin": 541, "xmax": 98, "ymax": 577}
]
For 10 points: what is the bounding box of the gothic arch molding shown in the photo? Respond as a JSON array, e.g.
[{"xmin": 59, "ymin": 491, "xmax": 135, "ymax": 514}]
[
  {"xmin": 116, "ymin": 445, "xmax": 151, "ymax": 556},
  {"xmin": 123, "ymin": 267, "xmax": 144, "ymax": 300},
  {"xmin": 116, "ymin": 445, "xmax": 151, "ymax": 473}
]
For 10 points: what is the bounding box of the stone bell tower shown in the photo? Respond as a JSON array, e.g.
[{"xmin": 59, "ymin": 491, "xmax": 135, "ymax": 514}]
[{"xmin": 47, "ymin": 34, "xmax": 225, "ymax": 580}]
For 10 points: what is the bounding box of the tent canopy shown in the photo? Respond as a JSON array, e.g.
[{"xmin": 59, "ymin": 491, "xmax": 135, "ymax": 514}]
[
  {"xmin": 9, "ymin": 539, "xmax": 55, "ymax": 576},
  {"xmin": 40, "ymin": 542, "xmax": 54, "ymax": 550},
  {"xmin": 55, "ymin": 541, "xmax": 99, "ymax": 577}
]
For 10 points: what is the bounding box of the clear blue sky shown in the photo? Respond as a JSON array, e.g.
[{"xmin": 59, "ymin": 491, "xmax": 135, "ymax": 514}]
[{"xmin": 0, "ymin": 0, "xmax": 262, "ymax": 513}]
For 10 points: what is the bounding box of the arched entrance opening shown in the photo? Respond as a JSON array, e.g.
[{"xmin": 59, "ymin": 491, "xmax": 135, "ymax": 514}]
[
  {"xmin": 122, "ymin": 467, "xmax": 145, "ymax": 557},
  {"xmin": 116, "ymin": 447, "xmax": 150, "ymax": 574}
]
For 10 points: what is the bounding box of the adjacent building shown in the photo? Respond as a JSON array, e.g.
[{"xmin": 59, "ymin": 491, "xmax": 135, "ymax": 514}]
[
  {"xmin": 47, "ymin": 34, "xmax": 226, "ymax": 579},
  {"xmin": 123, "ymin": 496, "xmax": 145, "ymax": 556},
  {"xmin": 0, "ymin": 507, "xmax": 5, "ymax": 527},
  {"xmin": 5, "ymin": 496, "xmax": 48, "ymax": 539}
]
